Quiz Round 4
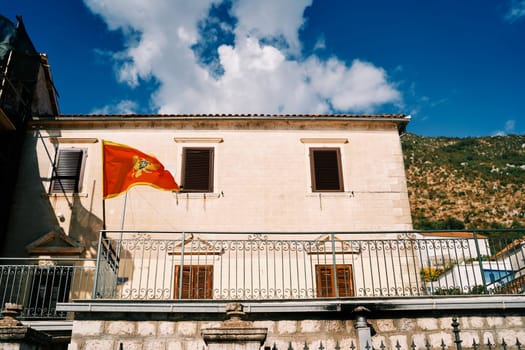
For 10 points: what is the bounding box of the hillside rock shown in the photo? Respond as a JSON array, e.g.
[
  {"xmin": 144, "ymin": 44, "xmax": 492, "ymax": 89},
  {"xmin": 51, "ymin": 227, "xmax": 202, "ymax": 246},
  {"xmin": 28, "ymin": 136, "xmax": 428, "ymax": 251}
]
[{"xmin": 401, "ymin": 133, "xmax": 525, "ymax": 229}]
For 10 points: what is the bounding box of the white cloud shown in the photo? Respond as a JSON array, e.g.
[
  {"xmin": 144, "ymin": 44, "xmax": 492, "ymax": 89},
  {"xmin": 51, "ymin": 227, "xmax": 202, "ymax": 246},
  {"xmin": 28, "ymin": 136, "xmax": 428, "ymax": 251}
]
[
  {"xmin": 313, "ymin": 35, "xmax": 326, "ymax": 51},
  {"xmin": 231, "ymin": 0, "xmax": 313, "ymax": 54},
  {"xmin": 91, "ymin": 100, "xmax": 138, "ymax": 114},
  {"xmin": 492, "ymin": 119, "xmax": 517, "ymax": 136},
  {"xmin": 305, "ymin": 58, "xmax": 401, "ymax": 112},
  {"xmin": 505, "ymin": 119, "xmax": 516, "ymax": 133},
  {"xmin": 506, "ymin": 0, "xmax": 525, "ymax": 21},
  {"xmin": 84, "ymin": 0, "xmax": 401, "ymax": 114}
]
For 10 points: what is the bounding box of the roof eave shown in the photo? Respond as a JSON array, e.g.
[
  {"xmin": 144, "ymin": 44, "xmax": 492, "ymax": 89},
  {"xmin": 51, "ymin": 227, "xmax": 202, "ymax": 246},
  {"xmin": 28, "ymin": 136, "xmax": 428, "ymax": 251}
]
[{"xmin": 32, "ymin": 113, "xmax": 410, "ymax": 131}]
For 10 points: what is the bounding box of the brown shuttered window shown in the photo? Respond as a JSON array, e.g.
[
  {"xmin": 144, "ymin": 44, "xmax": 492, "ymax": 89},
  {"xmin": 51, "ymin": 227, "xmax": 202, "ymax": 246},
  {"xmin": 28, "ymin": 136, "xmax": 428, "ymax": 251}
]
[
  {"xmin": 315, "ymin": 264, "xmax": 354, "ymax": 297},
  {"xmin": 310, "ymin": 148, "xmax": 343, "ymax": 192},
  {"xmin": 174, "ymin": 265, "xmax": 213, "ymax": 299},
  {"xmin": 181, "ymin": 147, "xmax": 214, "ymax": 192},
  {"xmin": 50, "ymin": 148, "xmax": 86, "ymax": 193}
]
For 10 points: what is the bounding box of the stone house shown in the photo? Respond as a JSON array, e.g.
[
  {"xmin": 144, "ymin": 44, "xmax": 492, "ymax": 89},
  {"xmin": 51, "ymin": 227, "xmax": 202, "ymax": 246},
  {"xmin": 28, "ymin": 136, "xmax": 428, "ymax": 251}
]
[
  {"xmin": 4, "ymin": 112, "xmax": 413, "ymax": 298},
  {"xmin": 1, "ymin": 14, "xmax": 525, "ymax": 350},
  {"xmin": 2, "ymin": 113, "xmax": 525, "ymax": 350}
]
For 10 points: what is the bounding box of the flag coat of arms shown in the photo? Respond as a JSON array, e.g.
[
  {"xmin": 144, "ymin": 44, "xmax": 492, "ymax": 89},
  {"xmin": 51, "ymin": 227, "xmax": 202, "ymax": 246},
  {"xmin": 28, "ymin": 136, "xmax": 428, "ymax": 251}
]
[{"xmin": 103, "ymin": 141, "xmax": 180, "ymax": 199}]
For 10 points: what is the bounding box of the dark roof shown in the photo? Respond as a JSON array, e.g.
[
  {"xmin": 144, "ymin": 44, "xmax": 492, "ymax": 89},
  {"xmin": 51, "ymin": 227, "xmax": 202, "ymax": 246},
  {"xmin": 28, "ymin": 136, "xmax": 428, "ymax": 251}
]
[
  {"xmin": 57, "ymin": 113, "xmax": 408, "ymax": 120},
  {"xmin": 32, "ymin": 113, "xmax": 411, "ymax": 133}
]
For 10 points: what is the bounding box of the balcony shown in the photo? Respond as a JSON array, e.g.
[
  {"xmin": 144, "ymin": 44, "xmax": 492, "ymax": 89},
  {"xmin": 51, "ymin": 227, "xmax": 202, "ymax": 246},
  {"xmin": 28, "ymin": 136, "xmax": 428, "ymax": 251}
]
[
  {"xmin": 1, "ymin": 230, "xmax": 525, "ymax": 319},
  {"xmin": 0, "ymin": 258, "xmax": 95, "ymax": 319}
]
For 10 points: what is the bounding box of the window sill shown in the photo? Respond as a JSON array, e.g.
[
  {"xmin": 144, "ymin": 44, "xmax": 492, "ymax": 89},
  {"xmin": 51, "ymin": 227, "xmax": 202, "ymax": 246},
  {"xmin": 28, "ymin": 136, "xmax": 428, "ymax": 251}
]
[
  {"xmin": 175, "ymin": 192, "xmax": 223, "ymax": 199},
  {"xmin": 307, "ymin": 192, "xmax": 355, "ymax": 198},
  {"xmin": 47, "ymin": 193, "xmax": 89, "ymax": 198}
]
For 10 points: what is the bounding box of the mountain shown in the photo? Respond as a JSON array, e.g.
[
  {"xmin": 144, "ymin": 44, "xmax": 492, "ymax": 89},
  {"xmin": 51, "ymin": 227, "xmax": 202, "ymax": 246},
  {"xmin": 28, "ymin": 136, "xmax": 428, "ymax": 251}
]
[{"xmin": 401, "ymin": 133, "xmax": 525, "ymax": 230}]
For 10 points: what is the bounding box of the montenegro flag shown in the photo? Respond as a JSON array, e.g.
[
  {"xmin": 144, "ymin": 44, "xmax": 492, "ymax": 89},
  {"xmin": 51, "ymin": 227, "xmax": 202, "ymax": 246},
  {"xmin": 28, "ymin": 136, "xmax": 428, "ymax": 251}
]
[{"xmin": 103, "ymin": 141, "xmax": 180, "ymax": 199}]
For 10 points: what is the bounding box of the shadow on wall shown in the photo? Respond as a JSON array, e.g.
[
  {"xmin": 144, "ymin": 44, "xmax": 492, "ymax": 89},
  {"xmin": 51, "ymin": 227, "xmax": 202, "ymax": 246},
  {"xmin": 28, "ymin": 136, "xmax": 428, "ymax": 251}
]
[
  {"xmin": 69, "ymin": 180, "xmax": 103, "ymax": 258},
  {"xmin": 2, "ymin": 132, "xmax": 103, "ymax": 258}
]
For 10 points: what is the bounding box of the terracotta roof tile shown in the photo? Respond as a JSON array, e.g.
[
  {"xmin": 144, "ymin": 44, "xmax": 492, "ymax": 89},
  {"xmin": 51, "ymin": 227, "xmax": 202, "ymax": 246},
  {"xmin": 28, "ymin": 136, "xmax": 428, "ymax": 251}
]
[
  {"xmin": 495, "ymin": 238, "xmax": 525, "ymax": 257},
  {"xmin": 54, "ymin": 113, "xmax": 409, "ymax": 120},
  {"xmin": 418, "ymin": 231, "xmax": 488, "ymax": 239}
]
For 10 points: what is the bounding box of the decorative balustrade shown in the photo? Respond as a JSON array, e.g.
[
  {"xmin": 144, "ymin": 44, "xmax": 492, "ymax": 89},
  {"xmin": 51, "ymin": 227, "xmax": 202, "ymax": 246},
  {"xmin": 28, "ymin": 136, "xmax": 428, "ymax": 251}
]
[
  {"xmin": 93, "ymin": 230, "xmax": 525, "ymax": 301},
  {"xmin": 1, "ymin": 230, "xmax": 524, "ymax": 319}
]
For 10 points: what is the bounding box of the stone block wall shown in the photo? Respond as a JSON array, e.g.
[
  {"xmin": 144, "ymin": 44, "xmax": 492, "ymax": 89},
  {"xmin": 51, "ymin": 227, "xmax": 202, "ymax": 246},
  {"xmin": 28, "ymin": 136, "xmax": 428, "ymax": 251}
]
[
  {"xmin": 69, "ymin": 320, "xmax": 215, "ymax": 350},
  {"xmin": 68, "ymin": 316, "xmax": 525, "ymax": 350},
  {"xmin": 370, "ymin": 316, "xmax": 525, "ymax": 350},
  {"xmin": 69, "ymin": 319, "xmax": 358, "ymax": 350}
]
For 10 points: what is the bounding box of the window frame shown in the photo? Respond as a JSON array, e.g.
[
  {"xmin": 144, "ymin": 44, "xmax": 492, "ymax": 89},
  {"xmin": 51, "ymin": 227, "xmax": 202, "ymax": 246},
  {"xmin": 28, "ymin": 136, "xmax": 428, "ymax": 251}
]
[
  {"xmin": 181, "ymin": 147, "xmax": 214, "ymax": 193},
  {"xmin": 174, "ymin": 265, "xmax": 213, "ymax": 299},
  {"xmin": 50, "ymin": 148, "xmax": 87, "ymax": 194},
  {"xmin": 309, "ymin": 147, "xmax": 344, "ymax": 192},
  {"xmin": 315, "ymin": 264, "xmax": 354, "ymax": 297}
]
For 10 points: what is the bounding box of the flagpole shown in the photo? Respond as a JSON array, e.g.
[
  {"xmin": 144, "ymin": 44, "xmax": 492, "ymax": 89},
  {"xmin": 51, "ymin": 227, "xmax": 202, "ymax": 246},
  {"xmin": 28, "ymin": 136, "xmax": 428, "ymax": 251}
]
[
  {"xmin": 101, "ymin": 139, "xmax": 106, "ymax": 235},
  {"xmin": 117, "ymin": 191, "xmax": 128, "ymax": 261},
  {"xmin": 120, "ymin": 191, "xmax": 128, "ymax": 231},
  {"xmin": 102, "ymin": 199, "xmax": 106, "ymax": 230}
]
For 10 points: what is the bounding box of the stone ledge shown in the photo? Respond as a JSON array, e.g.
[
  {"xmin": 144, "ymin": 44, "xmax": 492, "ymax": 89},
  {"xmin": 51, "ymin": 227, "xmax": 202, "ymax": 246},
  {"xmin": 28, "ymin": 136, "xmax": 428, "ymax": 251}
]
[
  {"xmin": 202, "ymin": 328, "xmax": 268, "ymax": 343},
  {"xmin": 0, "ymin": 326, "xmax": 51, "ymax": 344},
  {"xmin": 58, "ymin": 295, "xmax": 525, "ymax": 317}
]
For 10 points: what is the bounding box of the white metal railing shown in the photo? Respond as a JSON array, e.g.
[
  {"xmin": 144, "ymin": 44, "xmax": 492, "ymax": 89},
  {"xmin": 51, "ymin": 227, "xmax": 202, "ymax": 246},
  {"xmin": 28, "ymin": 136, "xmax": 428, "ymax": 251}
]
[
  {"xmin": 1, "ymin": 230, "xmax": 524, "ymax": 320},
  {"xmin": 0, "ymin": 258, "xmax": 95, "ymax": 319},
  {"xmin": 93, "ymin": 230, "xmax": 525, "ymax": 301}
]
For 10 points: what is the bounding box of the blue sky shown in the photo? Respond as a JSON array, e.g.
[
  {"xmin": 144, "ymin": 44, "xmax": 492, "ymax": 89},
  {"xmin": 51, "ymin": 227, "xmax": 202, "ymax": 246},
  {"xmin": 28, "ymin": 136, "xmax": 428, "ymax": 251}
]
[{"xmin": 2, "ymin": 0, "xmax": 525, "ymax": 137}]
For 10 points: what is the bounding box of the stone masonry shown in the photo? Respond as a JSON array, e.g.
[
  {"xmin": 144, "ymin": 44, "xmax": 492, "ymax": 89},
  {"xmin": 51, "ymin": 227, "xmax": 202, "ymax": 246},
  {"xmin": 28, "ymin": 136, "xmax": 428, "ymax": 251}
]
[{"xmin": 68, "ymin": 315, "xmax": 525, "ymax": 350}]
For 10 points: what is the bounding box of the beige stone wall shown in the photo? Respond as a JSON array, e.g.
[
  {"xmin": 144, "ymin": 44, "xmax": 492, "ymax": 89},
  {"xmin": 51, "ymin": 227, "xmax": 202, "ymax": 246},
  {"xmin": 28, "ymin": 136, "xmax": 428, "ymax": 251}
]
[
  {"xmin": 5, "ymin": 118, "xmax": 411, "ymax": 256},
  {"xmin": 68, "ymin": 316, "xmax": 525, "ymax": 350},
  {"xmin": 371, "ymin": 316, "xmax": 525, "ymax": 349},
  {"xmin": 68, "ymin": 319, "xmax": 359, "ymax": 350}
]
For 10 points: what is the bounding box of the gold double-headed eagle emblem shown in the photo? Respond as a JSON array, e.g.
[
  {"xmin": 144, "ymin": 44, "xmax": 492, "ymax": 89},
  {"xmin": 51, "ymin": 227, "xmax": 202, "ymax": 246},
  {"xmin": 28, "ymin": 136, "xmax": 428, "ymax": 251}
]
[{"xmin": 132, "ymin": 155, "xmax": 159, "ymax": 178}]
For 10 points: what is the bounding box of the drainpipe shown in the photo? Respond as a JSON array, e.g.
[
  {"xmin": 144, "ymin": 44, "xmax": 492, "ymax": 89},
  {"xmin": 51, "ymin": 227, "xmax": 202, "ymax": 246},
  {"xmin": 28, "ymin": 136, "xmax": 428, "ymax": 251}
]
[{"xmin": 353, "ymin": 306, "xmax": 372, "ymax": 350}]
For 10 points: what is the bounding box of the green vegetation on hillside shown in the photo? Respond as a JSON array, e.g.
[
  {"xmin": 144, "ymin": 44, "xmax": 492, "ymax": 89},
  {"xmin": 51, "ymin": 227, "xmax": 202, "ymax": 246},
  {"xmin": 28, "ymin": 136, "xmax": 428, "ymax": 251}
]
[{"xmin": 401, "ymin": 133, "xmax": 525, "ymax": 230}]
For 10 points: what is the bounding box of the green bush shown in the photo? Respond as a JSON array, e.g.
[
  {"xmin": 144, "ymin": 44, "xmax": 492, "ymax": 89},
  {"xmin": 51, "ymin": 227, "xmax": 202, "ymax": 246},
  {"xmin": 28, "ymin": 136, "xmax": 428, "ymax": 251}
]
[
  {"xmin": 432, "ymin": 287, "xmax": 462, "ymax": 295},
  {"xmin": 413, "ymin": 216, "xmax": 465, "ymax": 230}
]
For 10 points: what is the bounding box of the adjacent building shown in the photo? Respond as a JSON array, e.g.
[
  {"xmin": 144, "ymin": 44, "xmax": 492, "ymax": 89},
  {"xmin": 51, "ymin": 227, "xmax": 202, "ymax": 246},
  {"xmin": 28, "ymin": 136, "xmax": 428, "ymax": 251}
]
[{"xmin": 0, "ymin": 15, "xmax": 59, "ymax": 247}]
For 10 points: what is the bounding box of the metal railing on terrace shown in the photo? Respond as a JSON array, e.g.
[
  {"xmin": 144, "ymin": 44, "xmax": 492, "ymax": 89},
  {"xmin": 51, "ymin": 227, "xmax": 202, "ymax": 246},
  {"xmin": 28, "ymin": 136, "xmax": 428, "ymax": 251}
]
[
  {"xmin": 1, "ymin": 230, "xmax": 524, "ymax": 319},
  {"xmin": 0, "ymin": 258, "xmax": 95, "ymax": 319},
  {"xmin": 93, "ymin": 229, "xmax": 525, "ymax": 301}
]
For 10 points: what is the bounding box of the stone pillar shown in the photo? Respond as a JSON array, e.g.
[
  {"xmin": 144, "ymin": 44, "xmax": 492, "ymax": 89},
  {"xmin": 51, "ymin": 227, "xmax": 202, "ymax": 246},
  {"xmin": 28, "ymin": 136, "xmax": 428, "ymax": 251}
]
[
  {"xmin": 202, "ymin": 303, "xmax": 267, "ymax": 350},
  {"xmin": 0, "ymin": 303, "xmax": 51, "ymax": 350},
  {"xmin": 353, "ymin": 306, "xmax": 372, "ymax": 350}
]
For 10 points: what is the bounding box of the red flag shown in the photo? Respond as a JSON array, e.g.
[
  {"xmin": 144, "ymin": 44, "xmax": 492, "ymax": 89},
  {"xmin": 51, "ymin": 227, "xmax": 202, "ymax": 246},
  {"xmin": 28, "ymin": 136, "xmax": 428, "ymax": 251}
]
[{"xmin": 103, "ymin": 141, "xmax": 180, "ymax": 199}]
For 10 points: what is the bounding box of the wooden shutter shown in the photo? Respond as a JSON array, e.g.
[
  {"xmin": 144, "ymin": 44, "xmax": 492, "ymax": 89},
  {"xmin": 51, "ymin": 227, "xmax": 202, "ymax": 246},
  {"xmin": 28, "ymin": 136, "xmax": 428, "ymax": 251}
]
[
  {"xmin": 175, "ymin": 265, "xmax": 192, "ymax": 299},
  {"xmin": 315, "ymin": 264, "xmax": 354, "ymax": 297},
  {"xmin": 51, "ymin": 149, "xmax": 85, "ymax": 193},
  {"xmin": 315, "ymin": 265, "xmax": 334, "ymax": 297},
  {"xmin": 336, "ymin": 265, "xmax": 354, "ymax": 297},
  {"xmin": 174, "ymin": 265, "xmax": 213, "ymax": 299},
  {"xmin": 193, "ymin": 265, "xmax": 213, "ymax": 299},
  {"xmin": 310, "ymin": 148, "xmax": 343, "ymax": 192},
  {"xmin": 182, "ymin": 148, "xmax": 214, "ymax": 192}
]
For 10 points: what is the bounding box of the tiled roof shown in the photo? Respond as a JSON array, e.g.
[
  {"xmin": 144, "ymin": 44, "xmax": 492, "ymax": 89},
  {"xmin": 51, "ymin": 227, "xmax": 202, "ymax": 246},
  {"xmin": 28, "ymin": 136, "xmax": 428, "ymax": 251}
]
[
  {"xmin": 54, "ymin": 113, "xmax": 409, "ymax": 120},
  {"xmin": 495, "ymin": 238, "xmax": 525, "ymax": 257},
  {"xmin": 31, "ymin": 114, "xmax": 410, "ymax": 133},
  {"xmin": 418, "ymin": 231, "xmax": 488, "ymax": 239}
]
